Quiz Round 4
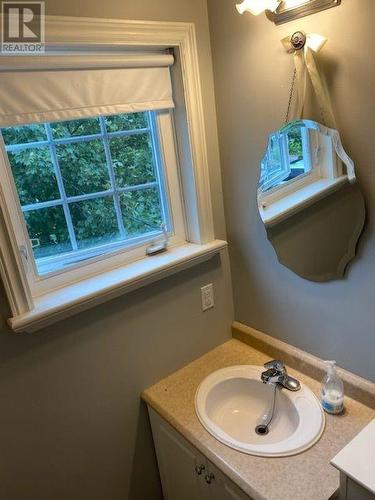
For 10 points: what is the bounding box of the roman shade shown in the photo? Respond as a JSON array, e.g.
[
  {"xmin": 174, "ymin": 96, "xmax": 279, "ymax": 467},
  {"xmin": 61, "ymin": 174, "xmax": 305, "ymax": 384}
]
[{"xmin": 0, "ymin": 53, "xmax": 175, "ymax": 127}]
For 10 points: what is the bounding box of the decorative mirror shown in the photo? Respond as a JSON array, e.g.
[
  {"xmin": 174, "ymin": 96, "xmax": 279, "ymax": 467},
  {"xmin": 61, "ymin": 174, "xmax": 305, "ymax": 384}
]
[
  {"xmin": 256, "ymin": 30, "xmax": 366, "ymax": 282},
  {"xmin": 258, "ymin": 120, "xmax": 365, "ymax": 281}
]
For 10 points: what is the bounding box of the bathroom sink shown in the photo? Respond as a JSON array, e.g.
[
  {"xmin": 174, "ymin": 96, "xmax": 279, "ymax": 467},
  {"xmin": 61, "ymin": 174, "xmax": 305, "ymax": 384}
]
[{"xmin": 195, "ymin": 365, "xmax": 325, "ymax": 457}]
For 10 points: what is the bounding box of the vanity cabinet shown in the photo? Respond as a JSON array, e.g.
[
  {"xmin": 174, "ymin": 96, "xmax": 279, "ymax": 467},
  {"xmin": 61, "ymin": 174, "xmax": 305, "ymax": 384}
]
[
  {"xmin": 331, "ymin": 420, "xmax": 375, "ymax": 500},
  {"xmin": 338, "ymin": 473, "xmax": 375, "ymax": 500},
  {"xmin": 148, "ymin": 407, "xmax": 251, "ymax": 500}
]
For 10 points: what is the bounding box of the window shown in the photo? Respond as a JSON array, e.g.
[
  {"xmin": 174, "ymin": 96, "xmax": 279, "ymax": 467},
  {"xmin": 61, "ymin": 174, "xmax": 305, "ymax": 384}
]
[
  {"xmin": 0, "ymin": 19, "xmax": 223, "ymax": 332},
  {"xmin": 0, "ymin": 47, "xmax": 191, "ymax": 299},
  {"xmin": 2, "ymin": 111, "xmax": 171, "ymax": 276},
  {"xmin": 259, "ymin": 122, "xmax": 312, "ymax": 194},
  {"xmin": 0, "ymin": 106, "xmax": 187, "ymax": 299}
]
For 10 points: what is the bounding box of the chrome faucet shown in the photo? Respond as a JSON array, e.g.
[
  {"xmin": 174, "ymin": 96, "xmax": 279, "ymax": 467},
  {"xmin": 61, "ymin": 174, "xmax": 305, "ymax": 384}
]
[{"xmin": 261, "ymin": 360, "xmax": 301, "ymax": 392}]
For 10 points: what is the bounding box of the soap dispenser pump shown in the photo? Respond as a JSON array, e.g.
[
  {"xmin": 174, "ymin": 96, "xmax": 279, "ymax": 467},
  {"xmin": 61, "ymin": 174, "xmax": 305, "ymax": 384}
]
[{"xmin": 320, "ymin": 360, "xmax": 344, "ymax": 415}]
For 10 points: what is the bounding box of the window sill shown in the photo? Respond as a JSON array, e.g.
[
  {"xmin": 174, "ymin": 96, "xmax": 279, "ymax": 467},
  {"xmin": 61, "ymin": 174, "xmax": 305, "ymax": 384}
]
[
  {"xmin": 9, "ymin": 240, "xmax": 227, "ymax": 333},
  {"xmin": 259, "ymin": 176, "xmax": 348, "ymax": 227}
]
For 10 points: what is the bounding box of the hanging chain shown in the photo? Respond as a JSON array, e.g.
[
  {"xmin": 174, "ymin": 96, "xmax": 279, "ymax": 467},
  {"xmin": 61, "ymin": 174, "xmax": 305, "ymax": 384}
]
[
  {"xmin": 318, "ymin": 95, "xmax": 326, "ymax": 127},
  {"xmin": 284, "ymin": 68, "xmax": 297, "ymax": 125}
]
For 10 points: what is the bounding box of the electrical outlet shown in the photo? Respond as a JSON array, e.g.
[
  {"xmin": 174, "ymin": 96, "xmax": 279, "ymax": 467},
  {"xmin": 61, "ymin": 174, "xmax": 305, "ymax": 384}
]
[{"xmin": 201, "ymin": 283, "xmax": 214, "ymax": 311}]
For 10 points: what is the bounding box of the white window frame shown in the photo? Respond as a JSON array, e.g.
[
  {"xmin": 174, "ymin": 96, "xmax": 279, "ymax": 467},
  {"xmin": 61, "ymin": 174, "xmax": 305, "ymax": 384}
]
[
  {"xmin": 1, "ymin": 109, "xmax": 187, "ymax": 296},
  {"xmin": 259, "ymin": 126, "xmax": 312, "ymax": 197},
  {"xmin": 0, "ymin": 17, "xmax": 226, "ymax": 332}
]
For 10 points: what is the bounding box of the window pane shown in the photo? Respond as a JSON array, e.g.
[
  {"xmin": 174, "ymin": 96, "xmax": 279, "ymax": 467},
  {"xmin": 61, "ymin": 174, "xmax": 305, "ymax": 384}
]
[
  {"xmin": 1, "ymin": 124, "xmax": 46, "ymax": 145},
  {"xmin": 24, "ymin": 206, "xmax": 72, "ymax": 259},
  {"xmin": 259, "ymin": 123, "xmax": 312, "ymax": 193},
  {"xmin": 51, "ymin": 118, "xmax": 100, "ymax": 139},
  {"xmin": 286, "ymin": 126, "xmax": 310, "ymax": 180},
  {"xmin": 110, "ymin": 133, "xmax": 155, "ymax": 187},
  {"xmin": 56, "ymin": 139, "xmax": 111, "ymax": 196},
  {"xmin": 8, "ymin": 147, "xmax": 60, "ymax": 205},
  {"xmin": 69, "ymin": 197, "xmax": 120, "ymax": 250},
  {"xmin": 105, "ymin": 112, "xmax": 148, "ymax": 133},
  {"xmin": 259, "ymin": 133, "xmax": 289, "ymax": 193},
  {"xmin": 288, "ymin": 129, "xmax": 303, "ymax": 159},
  {"xmin": 2, "ymin": 111, "xmax": 173, "ymax": 275},
  {"xmin": 120, "ymin": 188, "xmax": 163, "ymax": 236}
]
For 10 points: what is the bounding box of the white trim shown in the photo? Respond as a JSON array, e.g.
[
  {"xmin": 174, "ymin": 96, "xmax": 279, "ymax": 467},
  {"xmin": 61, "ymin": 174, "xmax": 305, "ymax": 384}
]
[
  {"xmin": 0, "ymin": 16, "xmax": 217, "ymax": 330},
  {"xmin": 0, "ymin": 212, "xmax": 33, "ymax": 314},
  {"xmin": 259, "ymin": 176, "xmax": 348, "ymax": 227},
  {"xmin": 0, "ymin": 136, "xmax": 34, "ymax": 313},
  {"xmin": 9, "ymin": 240, "xmax": 227, "ymax": 333},
  {"xmin": 172, "ymin": 26, "xmax": 215, "ymax": 243},
  {"xmin": 154, "ymin": 109, "xmax": 187, "ymax": 242}
]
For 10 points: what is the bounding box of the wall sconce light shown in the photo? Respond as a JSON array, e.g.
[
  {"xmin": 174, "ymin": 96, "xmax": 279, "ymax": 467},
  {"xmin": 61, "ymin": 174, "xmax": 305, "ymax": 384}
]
[
  {"xmin": 236, "ymin": 0, "xmax": 280, "ymax": 16},
  {"xmin": 236, "ymin": 0, "xmax": 341, "ymax": 24}
]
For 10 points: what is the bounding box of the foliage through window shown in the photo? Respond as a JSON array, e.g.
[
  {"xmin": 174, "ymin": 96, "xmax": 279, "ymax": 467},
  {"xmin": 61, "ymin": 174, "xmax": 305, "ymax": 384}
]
[{"xmin": 1, "ymin": 112, "xmax": 170, "ymax": 275}]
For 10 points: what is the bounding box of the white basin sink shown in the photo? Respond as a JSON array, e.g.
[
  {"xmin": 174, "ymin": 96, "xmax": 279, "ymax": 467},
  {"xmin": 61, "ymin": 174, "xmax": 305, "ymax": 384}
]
[{"xmin": 195, "ymin": 365, "xmax": 325, "ymax": 457}]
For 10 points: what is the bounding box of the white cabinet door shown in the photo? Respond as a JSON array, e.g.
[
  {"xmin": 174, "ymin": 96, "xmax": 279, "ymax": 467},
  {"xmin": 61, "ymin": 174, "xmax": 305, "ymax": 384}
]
[
  {"xmin": 148, "ymin": 406, "xmax": 252, "ymax": 500},
  {"xmin": 205, "ymin": 460, "xmax": 252, "ymax": 500},
  {"xmin": 346, "ymin": 477, "xmax": 374, "ymax": 500},
  {"xmin": 148, "ymin": 407, "xmax": 208, "ymax": 500}
]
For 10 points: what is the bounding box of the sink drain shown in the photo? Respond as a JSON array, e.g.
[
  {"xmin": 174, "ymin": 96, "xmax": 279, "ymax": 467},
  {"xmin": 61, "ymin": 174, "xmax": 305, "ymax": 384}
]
[{"xmin": 255, "ymin": 424, "xmax": 269, "ymax": 436}]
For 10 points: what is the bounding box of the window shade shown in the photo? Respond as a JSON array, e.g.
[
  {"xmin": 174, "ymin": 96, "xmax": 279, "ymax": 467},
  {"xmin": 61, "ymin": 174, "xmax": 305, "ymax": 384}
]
[{"xmin": 0, "ymin": 53, "xmax": 175, "ymax": 127}]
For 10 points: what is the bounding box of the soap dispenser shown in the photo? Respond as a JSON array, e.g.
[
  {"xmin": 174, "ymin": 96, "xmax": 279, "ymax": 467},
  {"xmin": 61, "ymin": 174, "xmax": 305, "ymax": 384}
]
[{"xmin": 320, "ymin": 360, "xmax": 344, "ymax": 415}]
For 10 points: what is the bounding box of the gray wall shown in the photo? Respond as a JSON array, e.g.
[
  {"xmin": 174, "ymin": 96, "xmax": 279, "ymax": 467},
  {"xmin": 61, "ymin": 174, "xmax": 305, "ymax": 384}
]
[
  {"xmin": 207, "ymin": 0, "xmax": 375, "ymax": 381},
  {"xmin": 0, "ymin": 2, "xmax": 233, "ymax": 499}
]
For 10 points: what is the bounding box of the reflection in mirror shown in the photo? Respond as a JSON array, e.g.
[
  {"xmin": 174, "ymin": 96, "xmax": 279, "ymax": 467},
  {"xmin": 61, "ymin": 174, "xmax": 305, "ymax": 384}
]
[
  {"xmin": 258, "ymin": 120, "xmax": 365, "ymax": 282},
  {"xmin": 259, "ymin": 121, "xmax": 314, "ymax": 194}
]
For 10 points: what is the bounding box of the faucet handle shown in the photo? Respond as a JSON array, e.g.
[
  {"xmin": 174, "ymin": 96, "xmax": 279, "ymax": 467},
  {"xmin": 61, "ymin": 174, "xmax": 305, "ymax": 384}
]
[{"xmin": 264, "ymin": 360, "xmax": 286, "ymax": 373}]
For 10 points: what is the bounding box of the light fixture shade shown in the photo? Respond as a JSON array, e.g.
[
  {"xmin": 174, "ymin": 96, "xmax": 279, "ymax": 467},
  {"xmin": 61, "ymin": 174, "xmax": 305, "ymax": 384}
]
[{"xmin": 236, "ymin": 0, "xmax": 280, "ymax": 15}]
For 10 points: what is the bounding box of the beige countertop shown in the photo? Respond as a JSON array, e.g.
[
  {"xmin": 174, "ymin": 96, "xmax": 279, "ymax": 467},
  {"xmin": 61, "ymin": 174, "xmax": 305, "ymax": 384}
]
[{"xmin": 142, "ymin": 339, "xmax": 375, "ymax": 500}]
